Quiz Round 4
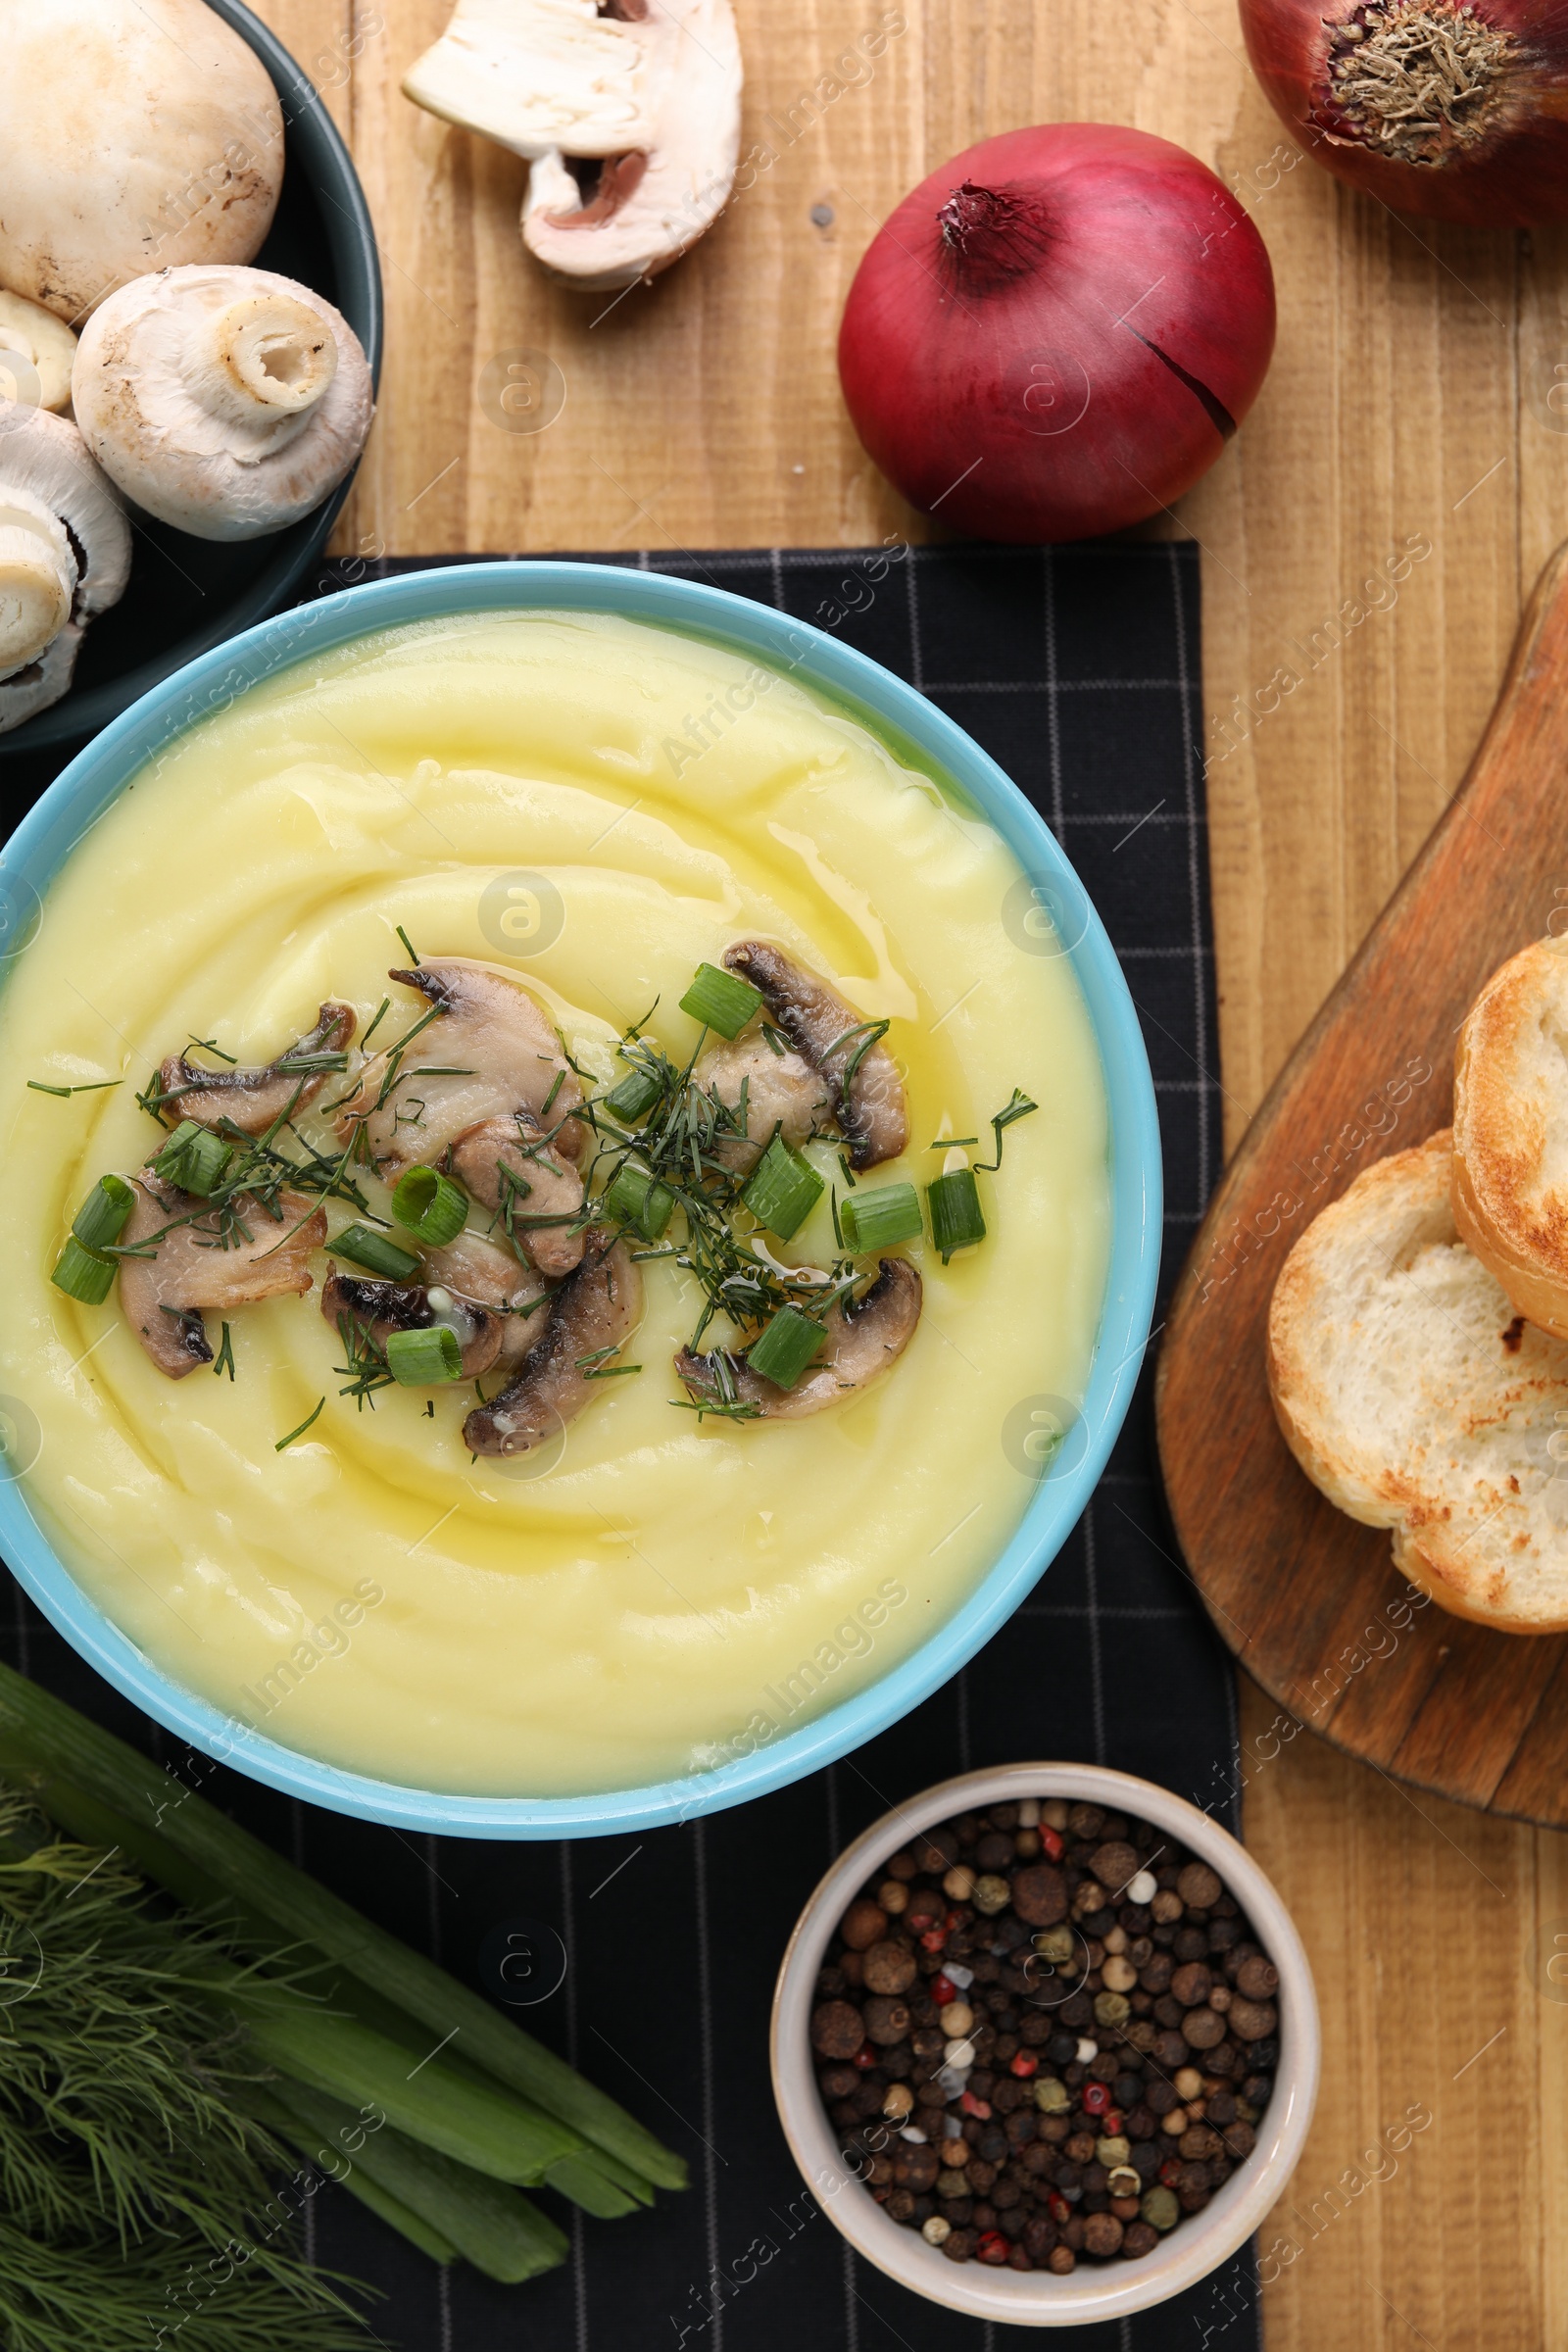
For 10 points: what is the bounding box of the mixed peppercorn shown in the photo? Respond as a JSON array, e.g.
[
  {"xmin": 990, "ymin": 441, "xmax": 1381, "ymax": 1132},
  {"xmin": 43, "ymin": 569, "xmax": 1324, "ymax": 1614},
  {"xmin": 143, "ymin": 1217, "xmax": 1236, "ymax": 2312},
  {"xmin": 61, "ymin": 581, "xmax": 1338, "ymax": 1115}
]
[{"xmin": 809, "ymin": 1796, "xmax": 1280, "ymax": 2272}]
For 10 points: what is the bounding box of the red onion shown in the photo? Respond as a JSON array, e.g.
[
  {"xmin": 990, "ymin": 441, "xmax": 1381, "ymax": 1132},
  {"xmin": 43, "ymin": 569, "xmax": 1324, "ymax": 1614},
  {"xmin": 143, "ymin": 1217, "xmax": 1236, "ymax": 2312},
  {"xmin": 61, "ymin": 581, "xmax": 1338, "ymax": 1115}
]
[
  {"xmin": 1240, "ymin": 0, "xmax": 1568, "ymax": 222},
  {"xmin": 836, "ymin": 124, "xmax": 1275, "ymax": 546}
]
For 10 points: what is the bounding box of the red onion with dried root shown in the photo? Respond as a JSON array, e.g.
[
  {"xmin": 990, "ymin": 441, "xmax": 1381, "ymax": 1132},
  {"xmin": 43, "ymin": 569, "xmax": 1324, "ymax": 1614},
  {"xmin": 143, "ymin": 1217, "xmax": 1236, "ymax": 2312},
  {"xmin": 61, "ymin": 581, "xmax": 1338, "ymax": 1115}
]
[
  {"xmin": 1241, "ymin": 0, "xmax": 1568, "ymax": 222},
  {"xmin": 836, "ymin": 124, "xmax": 1276, "ymax": 546}
]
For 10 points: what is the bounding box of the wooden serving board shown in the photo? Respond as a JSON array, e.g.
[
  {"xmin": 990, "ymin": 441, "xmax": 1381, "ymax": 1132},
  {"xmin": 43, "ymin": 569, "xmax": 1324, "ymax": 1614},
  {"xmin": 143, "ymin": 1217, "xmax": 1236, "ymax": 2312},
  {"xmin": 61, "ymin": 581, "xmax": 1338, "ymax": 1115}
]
[{"xmin": 1155, "ymin": 539, "xmax": 1568, "ymax": 1828}]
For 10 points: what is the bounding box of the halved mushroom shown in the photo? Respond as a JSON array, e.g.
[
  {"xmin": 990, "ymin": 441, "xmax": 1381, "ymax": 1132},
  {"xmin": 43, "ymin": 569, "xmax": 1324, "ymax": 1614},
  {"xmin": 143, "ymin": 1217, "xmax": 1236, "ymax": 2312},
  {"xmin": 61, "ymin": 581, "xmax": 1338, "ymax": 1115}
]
[
  {"xmin": 72, "ymin": 267, "xmax": 374, "ymax": 542},
  {"xmin": 676, "ymin": 1257, "xmax": 921, "ymax": 1420},
  {"xmin": 403, "ymin": 0, "xmax": 743, "ymax": 294},
  {"xmin": 0, "ymin": 0, "xmax": 282, "ymax": 324},
  {"xmin": 722, "ymin": 941, "xmax": 907, "ymax": 1171},
  {"xmin": 465, "ymin": 1228, "xmax": 642, "ymax": 1456},
  {"xmin": 420, "ymin": 1231, "xmax": 551, "ymax": 1366},
  {"xmin": 157, "ymin": 1004, "xmax": 356, "ymax": 1137},
  {"xmin": 321, "ymin": 1270, "xmax": 506, "ymax": 1383},
  {"xmin": 450, "ymin": 1113, "xmax": 586, "ymax": 1279},
  {"xmin": 0, "ymin": 407, "xmax": 129, "ymax": 734},
  {"xmin": 0, "ymin": 293, "xmax": 77, "ymax": 413},
  {"xmin": 335, "ymin": 961, "xmax": 584, "ymax": 1179},
  {"xmin": 118, "ymin": 1171, "xmax": 325, "ymax": 1379},
  {"xmin": 692, "ymin": 1033, "xmax": 833, "ymax": 1173}
]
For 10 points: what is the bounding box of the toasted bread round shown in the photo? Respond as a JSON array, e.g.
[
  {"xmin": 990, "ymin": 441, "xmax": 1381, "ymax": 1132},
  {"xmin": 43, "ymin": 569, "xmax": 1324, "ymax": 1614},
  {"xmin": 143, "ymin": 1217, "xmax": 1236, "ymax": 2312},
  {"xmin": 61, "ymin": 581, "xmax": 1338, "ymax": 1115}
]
[
  {"xmin": 1453, "ymin": 935, "xmax": 1568, "ymax": 1338},
  {"xmin": 1267, "ymin": 1128, "xmax": 1568, "ymax": 1633}
]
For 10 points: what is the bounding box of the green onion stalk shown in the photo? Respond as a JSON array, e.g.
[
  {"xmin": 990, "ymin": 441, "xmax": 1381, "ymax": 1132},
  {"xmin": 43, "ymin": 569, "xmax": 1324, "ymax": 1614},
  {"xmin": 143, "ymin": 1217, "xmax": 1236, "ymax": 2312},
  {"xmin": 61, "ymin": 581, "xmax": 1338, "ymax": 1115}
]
[{"xmin": 0, "ymin": 1666, "xmax": 686, "ymax": 2301}]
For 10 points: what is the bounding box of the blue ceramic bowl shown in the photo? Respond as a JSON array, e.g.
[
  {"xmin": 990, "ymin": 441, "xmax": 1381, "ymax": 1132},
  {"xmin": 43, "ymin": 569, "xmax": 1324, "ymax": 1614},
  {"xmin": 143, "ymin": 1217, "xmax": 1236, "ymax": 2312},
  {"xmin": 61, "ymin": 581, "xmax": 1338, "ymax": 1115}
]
[{"xmin": 0, "ymin": 564, "xmax": 1161, "ymax": 1836}]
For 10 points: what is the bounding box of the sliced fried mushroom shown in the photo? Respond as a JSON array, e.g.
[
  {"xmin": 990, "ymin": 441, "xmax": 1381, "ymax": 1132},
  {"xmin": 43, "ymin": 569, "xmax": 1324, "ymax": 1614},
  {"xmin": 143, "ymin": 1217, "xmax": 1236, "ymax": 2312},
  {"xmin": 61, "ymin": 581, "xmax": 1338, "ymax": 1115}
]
[
  {"xmin": 692, "ymin": 1034, "xmax": 833, "ymax": 1173},
  {"xmin": 722, "ymin": 940, "xmax": 907, "ymax": 1171},
  {"xmin": 465, "ymin": 1228, "xmax": 642, "ymax": 1457},
  {"xmin": 335, "ymin": 960, "xmax": 584, "ymax": 1179},
  {"xmin": 118, "ymin": 1171, "xmax": 325, "ymax": 1380},
  {"xmin": 157, "ymin": 1003, "xmax": 356, "ymax": 1136},
  {"xmin": 403, "ymin": 0, "xmax": 743, "ymax": 294},
  {"xmin": 450, "ymin": 1113, "xmax": 586, "ymax": 1280},
  {"xmin": 419, "ymin": 1231, "xmax": 551, "ymax": 1366},
  {"xmin": 72, "ymin": 267, "xmax": 374, "ymax": 542},
  {"xmin": 321, "ymin": 1270, "xmax": 505, "ymax": 1382},
  {"xmin": 0, "ymin": 407, "xmax": 129, "ymax": 734},
  {"xmin": 0, "ymin": 292, "xmax": 77, "ymax": 413},
  {"xmin": 0, "ymin": 0, "xmax": 282, "ymax": 323},
  {"xmin": 677, "ymin": 1257, "xmax": 922, "ymax": 1420}
]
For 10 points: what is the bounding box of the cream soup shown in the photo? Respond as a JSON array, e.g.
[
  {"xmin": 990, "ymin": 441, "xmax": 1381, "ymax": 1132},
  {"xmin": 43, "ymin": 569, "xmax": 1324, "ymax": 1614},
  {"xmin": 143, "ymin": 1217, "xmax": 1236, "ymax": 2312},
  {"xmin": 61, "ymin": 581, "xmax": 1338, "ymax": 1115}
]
[{"xmin": 0, "ymin": 612, "xmax": 1110, "ymax": 1794}]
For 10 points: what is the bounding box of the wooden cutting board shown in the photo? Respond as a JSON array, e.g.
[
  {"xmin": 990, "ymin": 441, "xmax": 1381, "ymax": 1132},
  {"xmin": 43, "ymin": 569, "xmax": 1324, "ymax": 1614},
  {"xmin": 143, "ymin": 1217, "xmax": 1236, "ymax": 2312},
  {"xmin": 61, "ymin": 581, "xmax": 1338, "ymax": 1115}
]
[{"xmin": 1155, "ymin": 538, "xmax": 1568, "ymax": 1828}]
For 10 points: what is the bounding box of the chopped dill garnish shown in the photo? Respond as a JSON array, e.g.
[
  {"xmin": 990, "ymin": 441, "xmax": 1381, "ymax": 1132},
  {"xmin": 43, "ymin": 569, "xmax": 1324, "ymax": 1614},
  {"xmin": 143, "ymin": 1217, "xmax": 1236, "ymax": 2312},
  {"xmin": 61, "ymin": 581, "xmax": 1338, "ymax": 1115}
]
[
  {"xmin": 332, "ymin": 1312, "xmax": 393, "ymax": 1410},
  {"xmin": 186, "ymin": 1034, "xmax": 237, "ymax": 1063},
  {"xmin": 396, "ymin": 925, "xmax": 419, "ymax": 964},
  {"xmin": 578, "ymin": 1343, "xmax": 642, "ymax": 1379},
  {"xmin": 824, "ymin": 1017, "xmax": 891, "ymax": 1092},
  {"xmin": 211, "ymin": 1321, "xmax": 235, "ymax": 1381},
  {"xmin": 570, "ymin": 1025, "xmax": 859, "ymax": 1370},
  {"xmin": 120, "ymin": 1071, "xmax": 373, "ymax": 1268},
  {"xmin": 973, "ymin": 1088, "xmax": 1039, "ymax": 1171},
  {"xmin": 26, "ymin": 1078, "xmax": 122, "ymax": 1098},
  {"xmin": 927, "ymin": 1135, "xmax": 979, "ymax": 1150},
  {"xmin": 274, "ymin": 1397, "xmax": 325, "ymax": 1451},
  {"xmin": 361, "ymin": 995, "xmax": 391, "ymax": 1049},
  {"xmin": 542, "ymin": 1066, "xmax": 566, "ymax": 1116},
  {"xmin": 670, "ymin": 1349, "xmax": 762, "ymax": 1422},
  {"xmin": 837, "ymin": 1150, "xmax": 858, "ymax": 1189}
]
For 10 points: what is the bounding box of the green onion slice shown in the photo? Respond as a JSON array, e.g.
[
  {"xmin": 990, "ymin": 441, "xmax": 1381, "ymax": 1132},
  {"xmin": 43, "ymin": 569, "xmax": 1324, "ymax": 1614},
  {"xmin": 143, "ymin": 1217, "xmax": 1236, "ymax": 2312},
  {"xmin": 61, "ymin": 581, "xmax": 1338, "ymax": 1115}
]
[
  {"xmin": 603, "ymin": 1161, "xmax": 674, "ymax": 1242},
  {"xmin": 747, "ymin": 1304, "xmax": 824, "ymax": 1392},
  {"xmin": 742, "ymin": 1135, "xmax": 823, "ymax": 1241},
  {"xmin": 50, "ymin": 1235, "xmax": 117, "ymax": 1305},
  {"xmin": 927, "ymin": 1167, "xmax": 987, "ymax": 1261},
  {"xmin": 151, "ymin": 1119, "xmax": 232, "ymax": 1198},
  {"xmin": 332, "ymin": 1223, "xmax": 422, "ymax": 1280},
  {"xmin": 392, "ymin": 1166, "xmax": 468, "ymax": 1248},
  {"xmin": 679, "ymin": 961, "xmax": 762, "ymax": 1040},
  {"xmin": 604, "ymin": 1066, "xmax": 663, "ymax": 1122},
  {"xmin": 71, "ymin": 1173, "xmax": 133, "ymax": 1255},
  {"xmin": 839, "ymin": 1182, "xmax": 921, "ymax": 1253},
  {"xmin": 387, "ymin": 1324, "xmax": 463, "ymax": 1385}
]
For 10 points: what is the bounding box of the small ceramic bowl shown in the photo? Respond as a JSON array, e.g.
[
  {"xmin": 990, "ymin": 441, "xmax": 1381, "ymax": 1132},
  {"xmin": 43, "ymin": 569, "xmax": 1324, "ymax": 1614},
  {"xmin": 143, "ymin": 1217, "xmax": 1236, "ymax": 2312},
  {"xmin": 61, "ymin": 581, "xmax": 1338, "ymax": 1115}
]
[{"xmin": 771, "ymin": 1763, "xmax": 1319, "ymax": 2327}]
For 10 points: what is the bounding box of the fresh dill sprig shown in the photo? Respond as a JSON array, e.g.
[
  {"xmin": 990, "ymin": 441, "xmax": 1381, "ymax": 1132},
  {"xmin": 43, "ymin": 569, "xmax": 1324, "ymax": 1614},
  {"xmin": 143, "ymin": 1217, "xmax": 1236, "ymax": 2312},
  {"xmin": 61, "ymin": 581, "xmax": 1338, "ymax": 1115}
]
[
  {"xmin": 211, "ymin": 1322, "xmax": 235, "ymax": 1382},
  {"xmin": 0, "ymin": 1792, "xmax": 369, "ymax": 2352}
]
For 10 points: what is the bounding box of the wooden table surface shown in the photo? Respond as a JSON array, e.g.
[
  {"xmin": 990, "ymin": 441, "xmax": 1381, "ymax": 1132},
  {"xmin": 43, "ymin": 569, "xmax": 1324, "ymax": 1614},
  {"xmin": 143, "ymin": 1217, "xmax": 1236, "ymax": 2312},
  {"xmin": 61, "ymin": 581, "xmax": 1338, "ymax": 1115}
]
[{"xmin": 253, "ymin": 3, "xmax": 1560, "ymax": 2338}]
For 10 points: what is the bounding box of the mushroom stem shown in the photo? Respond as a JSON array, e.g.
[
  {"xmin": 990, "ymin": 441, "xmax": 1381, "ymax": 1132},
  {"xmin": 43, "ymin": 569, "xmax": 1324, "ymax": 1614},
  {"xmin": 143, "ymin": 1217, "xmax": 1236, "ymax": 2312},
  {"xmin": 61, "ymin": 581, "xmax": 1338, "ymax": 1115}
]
[
  {"xmin": 193, "ymin": 293, "xmax": 339, "ymax": 428},
  {"xmin": 0, "ymin": 493, "xmax": 74, "ymax": 675}
]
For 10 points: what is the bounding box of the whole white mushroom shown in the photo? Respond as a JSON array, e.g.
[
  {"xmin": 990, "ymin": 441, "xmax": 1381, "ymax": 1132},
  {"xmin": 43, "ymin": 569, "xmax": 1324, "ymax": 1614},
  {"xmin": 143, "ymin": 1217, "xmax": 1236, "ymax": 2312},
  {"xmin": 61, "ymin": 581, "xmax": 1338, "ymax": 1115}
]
[
  {"xmin": 72, "ymin": 268, "xmax": 375, "ymax": 543},
  {"xmin": 0, "ymin": 0, "xmax": 284, "ymax": 325},
  {"xmin": 0, "ymin": 408, "xmax": 130, "ymax": 733}
]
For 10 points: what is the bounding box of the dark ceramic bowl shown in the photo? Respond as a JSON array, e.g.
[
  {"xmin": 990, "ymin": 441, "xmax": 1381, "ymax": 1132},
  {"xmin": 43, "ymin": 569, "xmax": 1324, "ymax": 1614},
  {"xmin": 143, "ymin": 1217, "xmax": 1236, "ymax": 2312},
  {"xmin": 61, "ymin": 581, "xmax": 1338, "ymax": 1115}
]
[{"xmin": 0, "ymin": 0, "xmax": 383, "ymax": 768}]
